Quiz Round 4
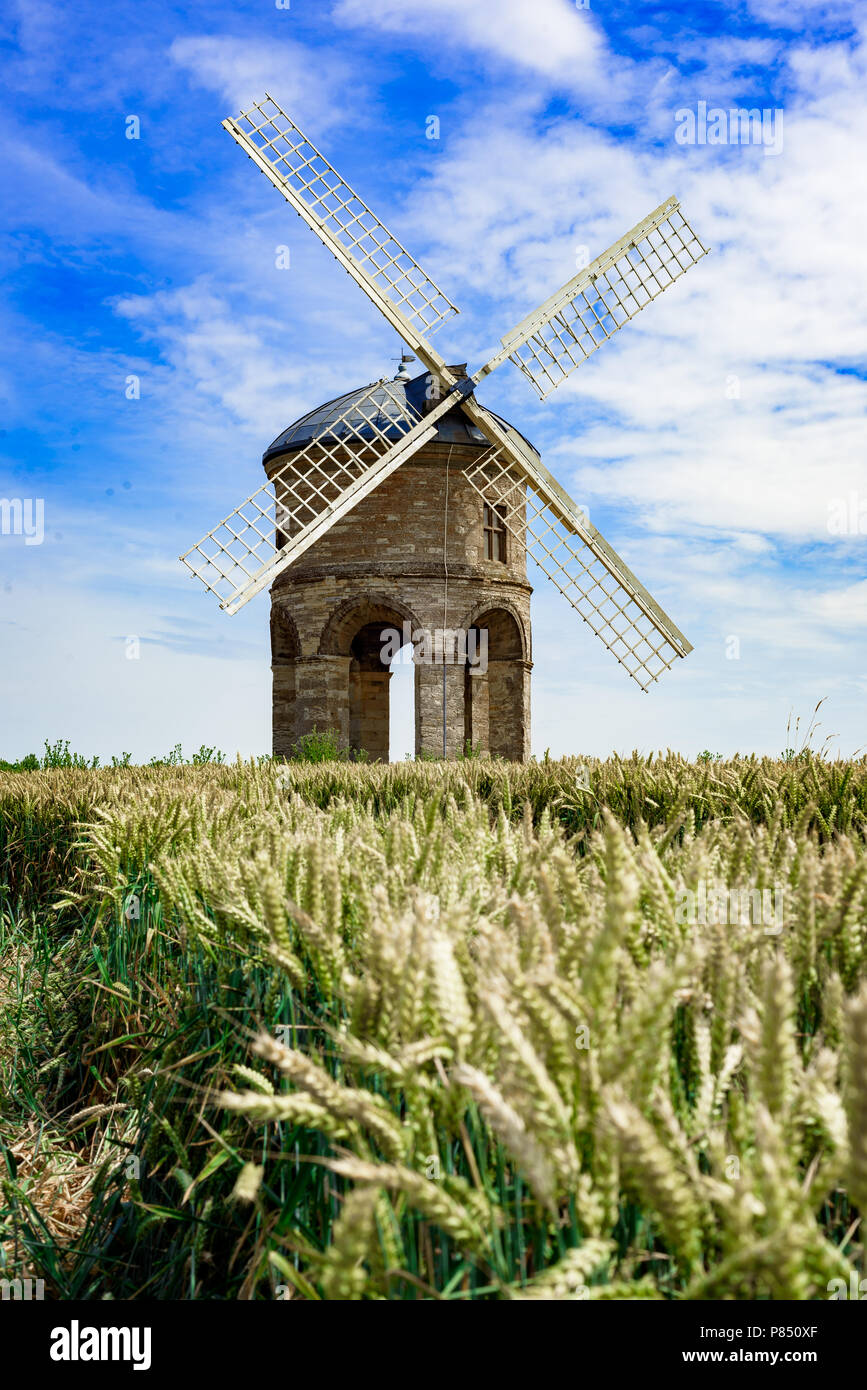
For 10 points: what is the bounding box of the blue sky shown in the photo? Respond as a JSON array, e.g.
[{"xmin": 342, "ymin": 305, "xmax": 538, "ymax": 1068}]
[{"xmin": 1, "ymin": 0, "xmax": 865, "ymax": 761}]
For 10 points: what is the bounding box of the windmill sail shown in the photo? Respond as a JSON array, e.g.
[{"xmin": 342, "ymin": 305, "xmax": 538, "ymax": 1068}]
[
  {"xmin": 463, "ymin": 402, "xmax": 690, "ymax": 691},
  {"xmin": 222, "ymin": 95, "xmax": 458, "ymax": 361},
  {"xmin": 187, "ymin": 96, "xmax": 703, "ymax": 686},
  {"xmin": 480, "ymin": 198, "xmax": 708, "ymax": 400},
  {"xmin": 181, "ymin": 380, "xmax": 440, "ymax": 614}
]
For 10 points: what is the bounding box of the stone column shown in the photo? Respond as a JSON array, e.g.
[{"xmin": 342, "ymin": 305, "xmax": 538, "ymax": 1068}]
[
  {"xmin": 272, "ymin": 662, "xmax": 297, "ymax": 759},
  {"xmin": 415, "ymin": 658, "xmax": 466, "ymax": 759},
  {"xmin": 487, "ymin": 658, "xmax": 532, "ymax": 761},
  {"xmin": 289, "ymin": 654, "xmax": 351, "ymax": 751},
  {"xmin": 350, "ymin": 668, "xmax": 391, "ymax": 761},
  {"xmin": 464, "ymin": 664, "xmax": 489, "ymax": 753},
  {"xmin": 518, "ymin": 659, "xmax": 532, "ymax": 762}
]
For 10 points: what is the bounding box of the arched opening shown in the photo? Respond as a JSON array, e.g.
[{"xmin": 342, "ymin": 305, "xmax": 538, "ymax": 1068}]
[
  {"xmin": 464, "ymin": 607, "xmax": 527, "ymax": 760},
  {"xmin": 348, "ymin": 622, "xmax": 391, "ymax": 761},
  {"xmin": 388, "ymin": 643, "xmax": 415, "ymax": 762},
  {"xmin": 320, "ymin": 596, "xmax": 420, "ymax": 763},
  {"xmin": 346, "ymin": 624, "xmax": 417, "ymax": 763}
]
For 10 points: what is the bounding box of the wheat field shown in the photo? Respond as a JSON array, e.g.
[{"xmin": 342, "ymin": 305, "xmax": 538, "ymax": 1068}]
[{"xmin": 1, "ymin": 752, "xmax": 866, "ymax": 1299}]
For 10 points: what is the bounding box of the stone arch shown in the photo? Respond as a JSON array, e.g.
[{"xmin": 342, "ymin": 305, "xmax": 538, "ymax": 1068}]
[
  {"xmin": 318, "ymin": 593, "xmax": 422, "ymax": 761},
  {"xmin": 318, "ymin": 592, "xmax": 421, "ymax": 657},
  {"xmin": 270, "ymin": 605, "xmax": 301, "ymax": 664},
  {"xmin": 460, "ymin": 595, "xmax": 530, "ymax": 664},
  {"xmin": 462, "ymin": 604, "xmax": 529, "ymax": 761}
]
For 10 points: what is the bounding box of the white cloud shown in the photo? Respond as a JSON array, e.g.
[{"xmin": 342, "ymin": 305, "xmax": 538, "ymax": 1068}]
[
  {"xmin": 5, "ymin": 2, "xmax": 867, "ymax": 760},
  {"xmin": 745, "ymin": 0, "xmax": 861, "ymax": 28},
  {"xmin": 374, "ymin": 28, "xmax": 867, "ymax": 559},
  {"xmin": 101, "ymin": 25, "xmax": 867, "ymax": 757},
  {"xmin": 808, "ymin": 578, "xmax": 867, "ymax": 628},
  {"xmin": 332, "ymin": 0, "xmax": 625, "ymax": 99},
  {"xmin": 170, "ymin": 35, "xmax": 359, "ymax": 128}
]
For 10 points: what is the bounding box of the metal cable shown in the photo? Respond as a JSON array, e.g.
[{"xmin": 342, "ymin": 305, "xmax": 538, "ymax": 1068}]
[{"xmin": 442, "ymin": 444, "xmax": 453, "ymax": 757}]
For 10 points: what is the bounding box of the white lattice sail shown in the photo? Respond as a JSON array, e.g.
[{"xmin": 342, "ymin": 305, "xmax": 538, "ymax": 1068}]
[
  {"xmin": 464, "ymin": 446, "xmax": 691, "ymax": 691},
  {"xmin": 180, "ymin": 95, "xmax": 706, "ymax": 692},
  {"xmin": 181, "ymin": 381, "xmax": 434, "ymax": 614},
  {"xmin": 498, "ymin": 198, "xmax": 708, "ymax": 400},
  {"xmin": 223, "ymin": 95, "xmax": 458, "ymax": 343}
]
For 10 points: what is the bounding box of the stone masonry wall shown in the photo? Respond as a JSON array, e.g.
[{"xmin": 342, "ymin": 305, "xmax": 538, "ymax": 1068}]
[{"xmin": 269, "ymin": 438, "xmax": 532, "ymax": 761}]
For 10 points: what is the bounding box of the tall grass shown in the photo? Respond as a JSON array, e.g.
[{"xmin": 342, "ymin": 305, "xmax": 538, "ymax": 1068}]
[{"xmin": 1, "ymin": 754, "xmax": 866, "ymax": 1299}]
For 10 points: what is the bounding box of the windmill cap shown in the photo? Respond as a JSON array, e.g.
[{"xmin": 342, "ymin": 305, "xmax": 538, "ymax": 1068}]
[{"xmin": 263, "ymin": 369, "xmax": 537, "ymax": 464}]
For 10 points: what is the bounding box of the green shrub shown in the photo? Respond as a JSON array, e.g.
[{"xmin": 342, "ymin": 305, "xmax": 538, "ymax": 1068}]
[{"xmin": 287, "ymin": 727, "xmax": 344, "ymax": 763}]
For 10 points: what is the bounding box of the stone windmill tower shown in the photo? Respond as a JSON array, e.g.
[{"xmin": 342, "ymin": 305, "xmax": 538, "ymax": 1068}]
[
  {"xmin": 182, "ymin": 97, "xmax": 709, "ymax": 762},
  {"xmin": 265, "ymin": 363, "xmax": 532, "ymax": 761}
]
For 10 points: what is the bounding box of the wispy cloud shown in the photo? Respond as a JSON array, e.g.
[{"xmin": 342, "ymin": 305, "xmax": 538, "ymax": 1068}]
[
  {"xmin": 333, "ymin": 0, "xmax": 608, "ymax": 86},
  {"xmin": 170, "ymin": 34, "xmax": 362, "ymax": 128},
  {"xmin": 2, "ymin": 0, "xmax": 866, "ymax": 759}
]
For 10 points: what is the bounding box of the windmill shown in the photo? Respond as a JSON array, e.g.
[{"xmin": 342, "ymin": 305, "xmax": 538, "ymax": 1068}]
[{"xmin": 180, "ymin": 95, "xmax": 709, "ymax": 753}]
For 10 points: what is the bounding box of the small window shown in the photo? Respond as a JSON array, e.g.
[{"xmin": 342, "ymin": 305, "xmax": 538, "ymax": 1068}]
[{"xmin": 483, "ymin": 503, "xmax": 507, "ymax": 562}]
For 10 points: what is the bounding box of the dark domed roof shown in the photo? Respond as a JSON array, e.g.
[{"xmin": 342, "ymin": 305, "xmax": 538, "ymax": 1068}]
[{"xmin": 263, "ymin": 369, "xmax": 537, "ymax": 465}]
